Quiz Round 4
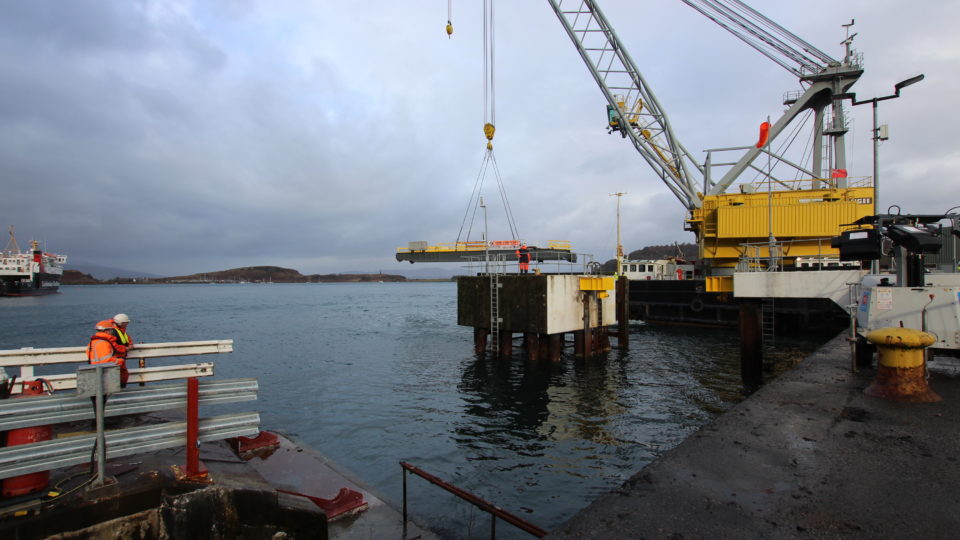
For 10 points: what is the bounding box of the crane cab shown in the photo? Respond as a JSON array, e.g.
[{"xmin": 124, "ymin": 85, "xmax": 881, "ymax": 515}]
[{"xmin": 607, "ymin": 104, "xmax": 624, "ymax": 134}]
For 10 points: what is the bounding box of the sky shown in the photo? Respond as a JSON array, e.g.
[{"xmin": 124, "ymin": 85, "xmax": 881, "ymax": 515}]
[{"xmin": 1, "ymin": 1, "xmax": 957, "ymax": 277}]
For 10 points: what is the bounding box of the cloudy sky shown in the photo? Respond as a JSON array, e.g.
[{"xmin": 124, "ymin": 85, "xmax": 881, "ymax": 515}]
[{"xmin": 2, "ymin": 1, "xmax": 957, "ymax": 276}]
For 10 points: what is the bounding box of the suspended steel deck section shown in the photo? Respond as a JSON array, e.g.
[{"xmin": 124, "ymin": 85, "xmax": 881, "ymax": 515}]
[{"xmin": 396, "ymin": 240, "xmax": 576, "ymax": 264}]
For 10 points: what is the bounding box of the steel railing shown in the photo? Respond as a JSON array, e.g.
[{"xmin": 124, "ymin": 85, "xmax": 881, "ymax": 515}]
[
  {"xmin": 0, "ymin": 339, "xmax": 259, "ymax": 486},
  {"xmin": 0, "ymin": 340, "xmax": 231, "ymax": 392},
  {"xmin": 0, "ymin": 378, "xmax": 257, "ymax": 431},
  {"xmin": 401, "ymin": 461, "xmax": 547, "ymax": 539},
  {"xmin": 0, "ymin": 412, "xmax": 260, "ymax": 480},
  {"xmin": 463, "ymin": 252, "xmax": 598, "ymax": 276}
]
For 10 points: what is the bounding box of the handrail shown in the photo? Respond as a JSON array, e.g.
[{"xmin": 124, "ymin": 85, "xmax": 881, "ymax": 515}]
[
  {"xmin": 464, "ymin": 251, "xmax": 595, "ymax": 276},
  {"xmin": 35, "ymin": 362, "xmax": 215, "ymax": 393},
  {"xmin": 401, "ymin": 461, "xmax": 547, "ymax": 538},
  {"xmin": 0, "ymin": 340, "xmax": 234, "ymax": 366},
  {"xmin": 397, "ymin": 241, "xmax": 573, "ymax": 254},
  {"xmin": 0, "ymin": 340, "xmax": 231, "ymax": 391}
]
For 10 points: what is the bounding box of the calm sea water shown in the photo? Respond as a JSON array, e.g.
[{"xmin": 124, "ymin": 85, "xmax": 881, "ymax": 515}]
[{"xmin": 0, "ymin": 283, "xmax": 826, "ymax": 538}]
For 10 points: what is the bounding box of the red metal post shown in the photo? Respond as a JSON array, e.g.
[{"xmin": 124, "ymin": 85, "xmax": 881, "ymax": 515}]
[{"xmin": 186, "ymin": 377, "xmax": 201, "ymax": 476}]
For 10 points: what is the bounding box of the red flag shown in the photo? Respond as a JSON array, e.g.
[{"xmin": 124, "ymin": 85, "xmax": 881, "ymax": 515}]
[
  {"xmin": 831, "ymin": 169, "xmax": 848, "ymax": 178},
  {"xmin": 755, "ymin": 121, "xmax": 771, "ymax": 148}
]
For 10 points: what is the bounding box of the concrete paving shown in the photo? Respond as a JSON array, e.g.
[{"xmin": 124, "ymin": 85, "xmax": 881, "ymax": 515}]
[{"xmin": 548, "ymin": 333, "xmax": 960, "ymax": 539}]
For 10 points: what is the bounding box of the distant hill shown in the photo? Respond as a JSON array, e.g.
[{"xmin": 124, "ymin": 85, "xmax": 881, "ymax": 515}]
[
  {"xmin": 66, "ymin": 261, "xmax": 161, "ymax": 280},
  {"xmin": 63, "ymin": 266, "xmax": 411, "ymax": 284},
  {"xmin": 62, "ymin": 269, "xmax": 101, "ymax": 284},
  {"xmin": 165, "ymin": 266, "xmax": 407, "ymax": 283},
  {"xmin": 601, "ymin": 243, "xmax": 698, "ymax": 272}
]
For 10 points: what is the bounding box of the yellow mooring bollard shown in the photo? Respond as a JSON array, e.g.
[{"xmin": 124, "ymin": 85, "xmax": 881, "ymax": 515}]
[{"xmin": 864, "ymin": 327, "xmax": 941, "ymax": 402}]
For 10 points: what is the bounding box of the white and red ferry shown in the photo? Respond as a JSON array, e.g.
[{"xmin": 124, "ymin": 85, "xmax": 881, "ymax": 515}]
[{"xmin": 1, "ymin": 227, "xmax": 66, "ymax": 296}]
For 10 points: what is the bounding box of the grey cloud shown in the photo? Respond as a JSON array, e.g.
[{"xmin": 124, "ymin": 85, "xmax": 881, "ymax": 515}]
[{"xmin": 1, "ymin": 1, "xmax": 956, "ymax": 277}]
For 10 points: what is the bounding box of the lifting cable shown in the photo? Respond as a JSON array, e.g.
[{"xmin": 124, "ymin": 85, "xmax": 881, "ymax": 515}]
[
  {"xmin": 455, "ymin": 0, "xmax": 521, "ymax": 245},
  {"xmin": 483, "ymin": 0, "xmax": 495, "ymax": 147},
  {"xmin": 446, "ymin": 0, "xmax": 453, "ymax": 38}
]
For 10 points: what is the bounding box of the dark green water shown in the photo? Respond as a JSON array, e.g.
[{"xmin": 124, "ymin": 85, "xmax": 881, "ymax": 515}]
[{"xmin": 0, "ymin": 283, "xmax": 827, "ymax": 539}]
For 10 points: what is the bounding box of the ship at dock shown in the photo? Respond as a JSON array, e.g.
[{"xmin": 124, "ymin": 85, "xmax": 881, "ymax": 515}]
[{"xmin": 0, "ymin": 227, "xmax": 66, "ymax": 297}]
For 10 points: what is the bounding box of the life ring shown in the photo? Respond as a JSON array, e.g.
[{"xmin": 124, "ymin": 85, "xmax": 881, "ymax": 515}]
[{"xmin": 690, "ymin": 297, "xmax": 705, "ymax": 313}]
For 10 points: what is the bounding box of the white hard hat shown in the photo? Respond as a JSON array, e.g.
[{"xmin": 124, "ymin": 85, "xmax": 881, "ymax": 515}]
[{"xmin": 113, "ymin": 313, "xmax": 130, "ymax": 324}]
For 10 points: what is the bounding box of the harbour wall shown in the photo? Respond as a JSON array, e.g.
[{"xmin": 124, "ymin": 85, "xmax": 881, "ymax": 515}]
[{"xmin": 547, "ymin": 333, "xmax": 960, "ymax": 538}]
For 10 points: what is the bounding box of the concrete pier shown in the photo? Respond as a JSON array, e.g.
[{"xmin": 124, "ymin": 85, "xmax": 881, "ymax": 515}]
[
  {"xmin": 547, "ymin": 333, "xmax": 960, "ymax": 539},
  {"xmin": 458, "ymin": 275, "xmax": 616, "ymax": 359},
  {"xmin": 0, "ymin": 420, "xmax": 437, "ymax": 539}
]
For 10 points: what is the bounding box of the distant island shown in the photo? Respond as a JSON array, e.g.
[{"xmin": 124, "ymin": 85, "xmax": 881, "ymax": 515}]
[
  {"xmin": 62, "ymin": 243, "xmax": 697, "ymax": 285},
  {"xmin": 62, "ymin": 266, "xmax": 447, "ymax": 285}
]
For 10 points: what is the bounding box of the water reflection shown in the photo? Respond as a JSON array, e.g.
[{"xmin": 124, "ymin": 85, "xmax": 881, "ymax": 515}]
[{"xmin": 453, "ymin": 326, "xmax": 828, "ymax": 485}]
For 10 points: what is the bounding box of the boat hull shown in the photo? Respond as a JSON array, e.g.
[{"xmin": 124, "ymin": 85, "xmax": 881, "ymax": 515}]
[
  {"xmin": 1, "ymin": 274, "xmax": 62, "ymax": 296},
  {"xmin": 628, "ymin": 278, "xmax": 848, "ymax": 333}
]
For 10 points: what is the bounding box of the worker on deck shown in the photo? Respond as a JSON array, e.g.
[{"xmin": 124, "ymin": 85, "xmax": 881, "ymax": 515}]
[
  {"xmin": 87, "ymin": 313, "xmax": 134, "ymax": 388},
  {"xmin": 516, "ymin": 244, "xmax": 531, "ymax": 274}
]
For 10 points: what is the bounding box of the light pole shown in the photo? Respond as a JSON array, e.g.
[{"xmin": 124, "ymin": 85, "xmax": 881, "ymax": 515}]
[
  {"xmin": 844, "ymin": 74, "xmax": 923, "ymax": 274},
  {"xmin": 610, "ymin": 192, "xmax": 626, "ymax": 276},
  {"xmin": 848, "ymin": 74, "xmax": 924, "ymax": 218}
]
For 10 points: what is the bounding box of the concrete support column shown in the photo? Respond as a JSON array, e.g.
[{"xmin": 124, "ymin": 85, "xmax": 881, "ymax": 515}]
[
  {"xmin": 573, "ymin": 331, "xmax": 584, "ymax": 358},
  {"xmin": 581, "ymin": 293, "xmax": 593, "ymax": 359},
  {"xmin": 524, "ymin": 332, "xmax": 540, "ymax": 362},
  {"xmin": 740, "ymin": 302, "xmax": 763, "ymax": 391},
  {"xmin": 547, "ymin": 334, "xmax": 563, "ymax": 362},
  {"xmin": 616, "ymin": 276, "xmax": 629, "ymax": 350},
  {"xmin": 474, "ymin": 328, "xmax": 489, "ymax": 355},
  {"xmin": 498, "ymin": 330, "xmax": 512, "ymax": 358}
]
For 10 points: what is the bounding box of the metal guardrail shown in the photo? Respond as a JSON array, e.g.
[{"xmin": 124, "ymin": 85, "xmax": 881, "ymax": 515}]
[
  {"xmin": 0, "ymin": 340, "xmax": 231, "ymax": 392},
  {"xmin": 0, "ymin": 378, "xmax": 257, "ymax": 431},
  {"xmin": 735, "ymin": 237, "xmax": 859, "ymax": 272},
  {"xmin": 0, "ymin": 340, "xmax": 257, "ymax": 485},
  {"xmin": 0, "ymin": 412, "xmax": 260, "ymax": 480},
  {"xmin": 0, "ymin": 340, "xmax": 234, "ymax": 366},
  {"xmin": 16, "ymin": 363, "xmax": 216, "ymax": 393}
]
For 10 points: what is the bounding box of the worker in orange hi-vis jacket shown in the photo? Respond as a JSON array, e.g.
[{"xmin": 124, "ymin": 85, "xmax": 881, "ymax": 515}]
[
  {"xmin": 516, "ymin": 244, "xmax": 531, "ymax": 274},
  {"xmin": 86, "ymin": 313, "xmax": 134, "ymax": 387}
]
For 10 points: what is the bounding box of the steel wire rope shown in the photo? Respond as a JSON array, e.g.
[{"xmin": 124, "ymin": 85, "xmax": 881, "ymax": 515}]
[
  {"xmin": 459, "ymin": 157, "xmax": 485, "ymax": 243},
  {"xmin": 794, "ymin": 110, "xmax": 815, "ymax": 182},
  {"xmin": 482, "ymin": 0, "xmax": 489, "ymax": 129},
  {"xmin": 489, "ymin": 151, "xmax": 519, "ymax": 240},
  {"xmin": 458, "ymin": 152, "xmax": 493, "ymax": 243},
  {"xmin": 769, "ymin": 109, "xmax": 811, "ymax": 183},
  {"xmin": 489, "ymin": 0, "xmax": 495, "ymax": 127}
]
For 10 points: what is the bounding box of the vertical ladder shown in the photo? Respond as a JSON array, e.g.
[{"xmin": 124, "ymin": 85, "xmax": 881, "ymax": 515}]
[
  {"xmin": 761, "ymin": 297, "xmax": 775, "ymax": 350},
  {"xmin": 489, "ymin": 258, "xmax": 503, "ymax": 354}
]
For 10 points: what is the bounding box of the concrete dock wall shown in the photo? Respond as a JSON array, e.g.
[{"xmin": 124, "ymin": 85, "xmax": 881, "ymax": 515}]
[{"xmin": 548, "ymin": 333, "xmax": 960, "ymax": 539}]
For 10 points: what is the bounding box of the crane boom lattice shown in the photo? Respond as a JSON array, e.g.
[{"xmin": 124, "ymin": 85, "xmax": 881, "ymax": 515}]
[{"xmin": 548, "ymin": 0, "xmax": 703, "ymax": 210}]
